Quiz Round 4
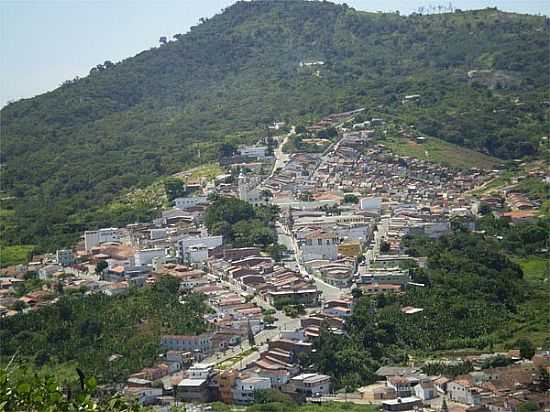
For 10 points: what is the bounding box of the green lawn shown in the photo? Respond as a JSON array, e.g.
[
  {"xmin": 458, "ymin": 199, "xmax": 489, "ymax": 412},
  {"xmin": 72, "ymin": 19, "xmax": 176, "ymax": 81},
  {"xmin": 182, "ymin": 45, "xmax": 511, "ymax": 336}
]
[
  {"xmin": 0, "ymin": 244, "xmax": 35, "ymax": 268},
  {"xmin": 501, "ymin": 256, "xmax": 550, "ymax": 348},
  {"xmin": 514, "ymin": 256, "xmax": 549, "ymax": 283},
  {"xmin": 216, "ymin": 347, "xmax": 257, "ymax": 370},
  {"xmin": 381, "ymin": 136, "xmax": 502, "ymax": 170},
  {"xmin": 187, "ymin": 163, "xmax": 223, "ymax": 181}
]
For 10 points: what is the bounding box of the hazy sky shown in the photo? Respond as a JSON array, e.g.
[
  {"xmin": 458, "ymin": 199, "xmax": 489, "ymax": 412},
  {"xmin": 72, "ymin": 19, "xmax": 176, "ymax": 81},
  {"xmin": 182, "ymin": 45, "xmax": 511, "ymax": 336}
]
[{"xmin": 1, "ymin": 0, "xmax": 548, "ymax": 107}]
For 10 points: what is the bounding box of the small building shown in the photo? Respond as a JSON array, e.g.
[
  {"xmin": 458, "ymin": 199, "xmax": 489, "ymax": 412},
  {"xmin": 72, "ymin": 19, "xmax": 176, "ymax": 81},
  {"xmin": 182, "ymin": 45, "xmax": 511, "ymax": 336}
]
[
  {"xmin": 290, "ymin": 373, "xmax": 331, "ymax": 397},
  {"xmin": 160, "ymin": 334, "xmax": 213, "ymax": 354},
  {"xmin": 414, "ymin": 381, "xmax": 437, "ymax": 400},
  {"xmin": 232, "ymin": 375, "xmax": 271, "ymax": 404},
  {"xmin": 176, "ymin": 378, "xmax": 209, "ymax": 402},
  {"xmin": 84, "ymin": 228, "xmax": 121, "ymax": 250},
  {"xmin": 299, "ymin": 229, "xmax": 339, "ymax": 261},
  {"xmin": 448, "ymin": 379, "xmax": 481, "ymax": 405},
  {"xmin": 337, "ymin": 240, "xmax": 362, "ymax": 258},
  {"xmin": 382, "ymin": 396, "xmax": 422, "ymax": 411},
  {"xmin": 265, "ymin": 288, "xmax": 320, "ymax": 307},
  {"xmin": 387, "ymin": 376, "xmax": 413, "ymax": 398},
  {"xmin": 134, "ymin": 248, "xmax": 165, "ymax": 267},
  {"xmin": 174, "ymin": 196, "xmax": 207, "ymax": 210},
  {"xmin": 38, "ymin": 264, "xmax": 63, "ymax": 280},
  {"xmin": 216, "ymin": 369, "xmax": 238, "ymax": 404},
  {"xmin": 56, "ymin": 249, "xmax": 74, "ymax": 266},
  {"xmin": 238, "ymin": 146, "xmax": 268, "ymax": 159}
]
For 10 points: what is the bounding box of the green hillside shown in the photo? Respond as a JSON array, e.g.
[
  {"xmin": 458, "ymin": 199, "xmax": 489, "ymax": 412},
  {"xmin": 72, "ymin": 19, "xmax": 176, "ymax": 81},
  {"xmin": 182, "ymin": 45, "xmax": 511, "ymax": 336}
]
[{"xmin": 1, "ymin": 1, "xmax": 548, "ymax": 252}]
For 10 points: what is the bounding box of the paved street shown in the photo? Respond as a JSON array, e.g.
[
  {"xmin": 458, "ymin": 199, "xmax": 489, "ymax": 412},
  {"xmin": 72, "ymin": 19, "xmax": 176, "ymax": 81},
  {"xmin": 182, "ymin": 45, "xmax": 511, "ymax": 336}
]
[
  {"xmin": 202, "ymin": 278, "xmax": 301, "ymax": 368},
  {"xmin": 277, "ymin": 223, "xmax": 346, "ymax": 301}
]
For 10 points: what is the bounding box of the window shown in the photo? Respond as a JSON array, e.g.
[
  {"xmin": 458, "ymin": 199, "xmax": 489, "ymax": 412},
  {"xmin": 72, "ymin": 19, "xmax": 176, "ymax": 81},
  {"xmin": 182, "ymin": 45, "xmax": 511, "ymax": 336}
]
[{"xmin": 318, "ymin": 239, "xmax": 322, "ymax": 245}]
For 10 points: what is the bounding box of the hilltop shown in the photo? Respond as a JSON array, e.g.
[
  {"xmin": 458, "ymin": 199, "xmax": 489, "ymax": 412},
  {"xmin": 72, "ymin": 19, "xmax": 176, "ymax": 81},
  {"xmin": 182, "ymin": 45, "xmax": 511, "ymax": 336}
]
[{"xmin": 1, "ymin": 1, "xmax": 548, "ymax": 253}]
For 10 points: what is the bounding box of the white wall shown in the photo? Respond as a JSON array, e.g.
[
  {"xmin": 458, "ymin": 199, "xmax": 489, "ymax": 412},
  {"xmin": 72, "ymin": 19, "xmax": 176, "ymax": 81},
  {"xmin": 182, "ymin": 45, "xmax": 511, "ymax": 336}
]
[
  {"xmin": 84, "ymin": 228, "xmax": 120, "ymax": 250},
  {"xmin": 239, "ymin": 146, "xmax": 268, "ymax": 159},
  {"xmin": 360, "ymin": 197, "xmax": 382, "ymax": 211},
  {"xmin": 174, "ymin": 196, "xmax": 208, "ymax": 210},
  {"xmin": 134, "ymin": 248, "xmax": 165, "ymax": 267},
  {"xmin": 179, "ymin": 235, "xmax": 222, "ymax": 258}
]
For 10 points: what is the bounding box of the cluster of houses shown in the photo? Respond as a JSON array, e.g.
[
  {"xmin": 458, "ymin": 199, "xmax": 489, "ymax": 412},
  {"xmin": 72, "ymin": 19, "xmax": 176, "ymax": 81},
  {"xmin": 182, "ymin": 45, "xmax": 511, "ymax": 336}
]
[
  {"xmin": 2, "ymin": 111, "xmax": 548, "ymax": 411},
  {"xmin": 122, "ymin": 306, "xmax": 355, "ymax": 407},
  {"xmin": 359, "ymin": 352, "xmax": 550, "ymax": 412}
]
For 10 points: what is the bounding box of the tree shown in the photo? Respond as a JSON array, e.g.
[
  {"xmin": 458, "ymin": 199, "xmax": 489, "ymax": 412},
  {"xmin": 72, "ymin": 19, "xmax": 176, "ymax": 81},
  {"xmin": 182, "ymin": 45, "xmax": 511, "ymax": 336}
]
[
  {"xmin": 218, "ymin": 143, "xmax": 237, "ymax": 159},
  {"xmin": 298, "ymin": 191, "xmax": 313, "ymax": 202},
  {"xmin": 265, "ymin": 244, "xmax": 287, "ymax": 261},
  {"xmin": 13, "ymin": 300, "xmax": 27, "ymax": 312},
  {"xmin": 343, "ymin": 194, "xmax": 359, "ymax": 204},
  {"xmin": 247, "ymin": 320, "xmax": 256, "ymax": 347},
  {"xmin": 0, "ymin": 367, "xmax": 142, "ymax": 411},
  {"xmin": 295, "ymin": 125, "xmax": 306, "ymax": 134},
  {"xmin": 95, "ymin": 260, "xmax": 108, "ymax": 275},
  {"xmin": 478, "ymin": 202, "xmax": 491, "ymax": 215},
  {"xmin": 518, "ymin": 401, "xmax": 539, "ymax": 412},
  {"xmin": 55, "ymin": 280, "xmax": 64, "ymax": 295},
  {"xmin": 254, "ymin": 388, "xmax": 292, "ymax": 404},
  {"xmin": 164, "ymin": 178, "xmax": 186, "ymax": 201},
  {"xmin": 260, "ymin": 189, "xmax": 273, "ymax": 203},
  {"xmin": 517, "ymin": 338, "xmax": 535, "ymax": 359},
  {"xmin": 263, "ymin": 314, "xmax": 276, "ymax": 325},
  {"xmin": 351, "ymin": 288, "xmax": 363, "ymax": 300}
]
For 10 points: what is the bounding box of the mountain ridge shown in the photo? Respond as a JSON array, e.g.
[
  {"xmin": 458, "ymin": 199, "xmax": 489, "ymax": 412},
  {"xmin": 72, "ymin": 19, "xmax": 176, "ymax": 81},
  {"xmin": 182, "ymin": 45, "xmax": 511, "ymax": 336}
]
[{"xmin": 1, "ymin": 0, "xmax": 548, "ymax": 252}]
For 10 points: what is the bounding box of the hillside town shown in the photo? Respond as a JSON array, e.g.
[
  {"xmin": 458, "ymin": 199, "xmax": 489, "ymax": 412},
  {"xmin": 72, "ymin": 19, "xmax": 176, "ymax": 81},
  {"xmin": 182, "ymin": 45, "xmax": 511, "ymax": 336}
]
[{"xmin": 1, "ymin": 111, "xmax": 548, "ymax": 412}]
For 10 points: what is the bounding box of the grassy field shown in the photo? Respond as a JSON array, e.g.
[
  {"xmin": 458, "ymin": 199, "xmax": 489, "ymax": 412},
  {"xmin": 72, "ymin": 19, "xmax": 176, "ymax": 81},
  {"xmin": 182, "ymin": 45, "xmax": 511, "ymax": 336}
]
[
  {"xmin": 515, "ymin": 256, "xmax": 549, "ymax": 282},
  {"xmin": 501, "ymin": 255, "xmax": 550, "ymax": 348},
  {"xmin": 0, "ymin": 244, "xmax": 35, "ymax": 268},
  {"xmin": 216, "ymin": 348, "xmax": 256, "ymax": 370},
  {"xmin": 381, "ymin": 136, "xmax": 502, "ymax": 169},
  {"xmin": 186, "ymin": 163, "xmax": 223, "ymax": 182}
]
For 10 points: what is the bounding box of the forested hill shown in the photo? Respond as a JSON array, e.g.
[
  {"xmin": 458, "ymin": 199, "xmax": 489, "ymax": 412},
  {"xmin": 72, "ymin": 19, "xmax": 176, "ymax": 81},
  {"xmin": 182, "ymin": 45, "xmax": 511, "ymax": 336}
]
[{"xmin": 1, "ymin": 1, "xmax": 548, "ymax": 252}]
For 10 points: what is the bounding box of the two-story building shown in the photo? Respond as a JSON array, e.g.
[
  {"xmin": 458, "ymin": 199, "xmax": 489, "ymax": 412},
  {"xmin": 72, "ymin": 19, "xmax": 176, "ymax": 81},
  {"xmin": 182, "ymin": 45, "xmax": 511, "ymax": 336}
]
[
  {"xmin": 448, "ymin": 379, "xmax": 481, "ymax": 406},
  {"xmin": 160, "ymin": 333, "xmax": 213, "ymax": 355},
  {"xmin": 289, "ymin": 373, "xmax": 331, "ymax": 397}
]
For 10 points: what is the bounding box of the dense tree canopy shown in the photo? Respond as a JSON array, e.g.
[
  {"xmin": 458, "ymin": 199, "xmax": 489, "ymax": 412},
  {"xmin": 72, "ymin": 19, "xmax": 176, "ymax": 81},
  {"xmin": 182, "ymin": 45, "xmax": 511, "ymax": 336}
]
[
  {"xmin": 0, "ymin": 277, "xmax": 208, "ymax": 383},
  {"xmin": 304, "ymin": 230, "xmax": 538, "ymax": 389},
  {"xmin": 205, "ymin": 195, "xmax": 278, "ymax": 248}
]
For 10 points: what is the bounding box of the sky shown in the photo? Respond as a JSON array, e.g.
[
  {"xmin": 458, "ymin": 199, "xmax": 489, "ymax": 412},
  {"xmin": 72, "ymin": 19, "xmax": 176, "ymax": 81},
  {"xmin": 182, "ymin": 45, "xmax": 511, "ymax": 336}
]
[{"xmin": 1, "ymin": 0, "xmax": 548, "ymax": 107}]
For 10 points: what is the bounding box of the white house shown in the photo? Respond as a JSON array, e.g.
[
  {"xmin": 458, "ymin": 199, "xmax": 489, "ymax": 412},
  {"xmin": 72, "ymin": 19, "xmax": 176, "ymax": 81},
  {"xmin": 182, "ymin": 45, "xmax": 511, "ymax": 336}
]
[
  {"xmin": 84, "ymin": 228, "xmax": 121, "ymax": 250},
  {"xmin": 414, "ymin": 381, "xmax": 437, "ymax": 400},
  {"xmin": 149, "ymin": 228, "xmax": 168, "ymax": 240},
  {"xmin": 357, "ymin": 268, "xmax": 410, "ymax": 286},
  {"xmin": 160, "ymin": 334, "xmax": 213, "ymax": 353},
  {"xmin": 232, "ymin": 375, "xmax": 271, "ymax": 404},
  {"xmin": 238, "ymin": 146, "xmax": 268, "ymax": 159},
  {"xmin": 298, "ymin": 229, "xmax": 339, "ymax": 262},
  {"xmin": 183, "ymin": 244, "xmax": 209, "ymax": 264},
  {"xmin": 38, "ymin": 264, "xmax": 63, "ymax": 280},
  {"xmin": 447, "ymin": 380, "xmax": 481, "ymax": 405},
  {"xmin": 186, "ymin": 363, "xmax": 215, "ymax": 380},
  {"xmin": 134, "ymin": 248, "xmax": 166, "ymax": 267},
  {"xmin": 178, "ymin": 234, "xmax": 222, "ymax": 261},
  {"xmin": 238, "ymin": 172, "xmax": 267, "ymax": 206},
  {"xmin": 360, "ymin": 197, "xmax": 382, "ymax": 211},
  {"xmin": 174, "ymin": 196, "xmax": 208, "ymax": 210},
  {"xmin": 290, "ymin": 373, "xmax": 331, "ymax": 396}
]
